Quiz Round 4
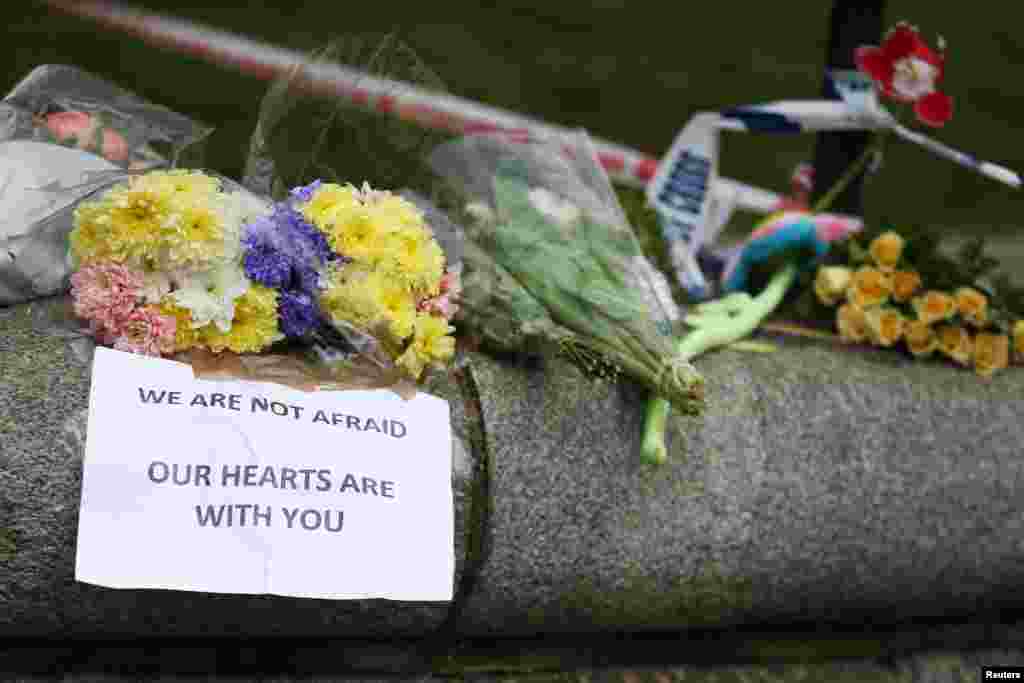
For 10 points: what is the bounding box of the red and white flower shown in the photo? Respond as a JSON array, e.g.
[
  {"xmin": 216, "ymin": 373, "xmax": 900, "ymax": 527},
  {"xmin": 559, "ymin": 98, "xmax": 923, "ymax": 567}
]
[{"xmin": 854, "ymin": 22, "xmax": 953, "ymax": 127}]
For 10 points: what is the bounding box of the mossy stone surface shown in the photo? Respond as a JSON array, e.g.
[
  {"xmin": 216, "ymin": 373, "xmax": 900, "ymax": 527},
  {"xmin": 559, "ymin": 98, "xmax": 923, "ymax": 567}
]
[
  {"xmin": 458, "ymin": 331, "xmax": 1024, "ymax": 635},
  {"xmin": 458, "ymin": 348, "xmax": 765, "ymax": 635}
]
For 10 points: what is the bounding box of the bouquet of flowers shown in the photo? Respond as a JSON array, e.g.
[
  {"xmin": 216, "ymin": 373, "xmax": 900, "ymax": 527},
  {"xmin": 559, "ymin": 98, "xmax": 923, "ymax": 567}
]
[
  {"xmin": 429, "ymin": 131, "xmax": 702, "ymax": 414},
  {"xmin": 813, "ymin": 228, "xmax": 1024, "ymax": 378},
  {"xmin": 66, "ymin": 168, "xmax": 459, "ymax": 391}
]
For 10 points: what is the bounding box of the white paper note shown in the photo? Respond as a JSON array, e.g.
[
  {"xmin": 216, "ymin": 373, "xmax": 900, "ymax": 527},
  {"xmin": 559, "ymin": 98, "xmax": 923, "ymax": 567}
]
[{"xmin": 75, "ymin": 347, "xmax": 455, "ymax": 601}]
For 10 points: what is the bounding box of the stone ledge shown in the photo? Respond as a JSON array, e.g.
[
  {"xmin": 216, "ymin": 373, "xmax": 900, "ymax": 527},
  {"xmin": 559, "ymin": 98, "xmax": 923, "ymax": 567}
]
[
  {"xmin": 457, "ymin": 334, "xmax": 1024, "ymax": 635},
  {"xmin": 4, "ymin": 295, "xmax": 1024, "ymax": 639}
]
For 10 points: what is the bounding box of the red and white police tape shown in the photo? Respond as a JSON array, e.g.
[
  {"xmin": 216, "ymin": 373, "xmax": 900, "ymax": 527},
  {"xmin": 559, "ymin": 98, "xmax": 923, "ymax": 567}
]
[{"xmin": 41, "ymin": 0, "xmax": 660, "ymax": 188}]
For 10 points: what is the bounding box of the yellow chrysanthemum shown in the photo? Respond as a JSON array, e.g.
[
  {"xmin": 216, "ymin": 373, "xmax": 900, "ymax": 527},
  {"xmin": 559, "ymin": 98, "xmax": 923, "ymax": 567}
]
[
  {"xmin": 1014, "ymin": 320, "xmax": 1024, "ymax": 360},
  {"xmin": 326, "ymin": 206, "xmax": 396, "ymax": 263},
  {"xmin": 299, "ymin": 183, "xmax": 451, "ymax": 377},
  {"xmin": 201, "ymin": 284, "xmax": 282, "ymax": 354},
  {"xmin": 367, "ymin": 273, "xmax": 418, "ymax": 341},
  {"xmin": 320, "ymin": 268, "xmax": 418, "ymax": 343},
  {"xmin": 973, "ymin": 332, "xmax": 1009, "ymax": 378},
  {"xmin": 379, "ymin": 226, "xmax": 445, "ymax": 293},
  {"xmin": 71, "ymin": 182, "xmax": 174, "ymax": 265},
  {"xmin": 158, "ymin": 198, "xmax": 228, "ymax": 269},
  {"xmin": 320, "ymin": 266, "xmax": 381, "ymax": 332},
  {"xmin": 68, "ymin": 205, "xmax": 114, "ymax": 264},
  {"xmin": 69, "ymin": 170, "xmax": 234, "ymax": 270},
  {"xmin": 135, "ymin": 169, "xmax": 221, "ymax": 199},
  {"xmin": 300, "ymin": 183, "xmax": 360, "ymax": 229},
  {"xmin": 368, "ymin": 192, "xmax": 426, "ymax": 231},
  {"xmin": 396, "ymin": 313, "xmax": 456, "ymax": 380},
  {"xmin": 158, "ymin": 299, "xmax": 206, "ymax": 352}
]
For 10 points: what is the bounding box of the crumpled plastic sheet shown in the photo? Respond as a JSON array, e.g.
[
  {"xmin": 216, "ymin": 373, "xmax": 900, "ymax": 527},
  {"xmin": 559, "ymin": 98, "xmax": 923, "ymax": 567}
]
[{"xmin": 0, "ymin": 64, "xmax": 212, "ymax": 307}]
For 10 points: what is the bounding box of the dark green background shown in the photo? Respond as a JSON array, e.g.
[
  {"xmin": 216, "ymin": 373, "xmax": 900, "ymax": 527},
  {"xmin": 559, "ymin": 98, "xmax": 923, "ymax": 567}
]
[{"xmin": 4, "ymin": 1, "xmax": 1022, "ymax": 241}]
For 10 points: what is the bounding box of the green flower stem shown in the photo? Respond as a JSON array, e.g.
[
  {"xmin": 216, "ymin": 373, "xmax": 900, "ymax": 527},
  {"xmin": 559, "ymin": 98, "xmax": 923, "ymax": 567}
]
[
  {"xmin": 811, "ymin": 135, "xmax": 883, "ymax": 213},
  {"xmin": 639, "ymin": 136, "xmax": 882, "ymax": 465},
  {"xmin": 639, "ymin": 262, "xmax": 798, "ymax": 465}
]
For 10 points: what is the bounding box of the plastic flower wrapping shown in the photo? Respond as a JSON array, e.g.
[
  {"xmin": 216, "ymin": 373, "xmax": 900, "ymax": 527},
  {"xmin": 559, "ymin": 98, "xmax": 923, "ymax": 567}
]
[
  {"xmin": 2, "ymin": 65, "xmax": 213, "ymax": 169},
  {"xmin": 237, "ymin": 40, "xmax": 701, "ymax": 414},
  {"xmin": 0, "ymin": 65, "xmax": 213, "ymax": 306},
  {"xmin": 62, "ymin": 168, "xmax": 460, "ymax": 393},
  {"xmin": 428, "ymin": 131, "xmax": 702, "ymax": 413}
]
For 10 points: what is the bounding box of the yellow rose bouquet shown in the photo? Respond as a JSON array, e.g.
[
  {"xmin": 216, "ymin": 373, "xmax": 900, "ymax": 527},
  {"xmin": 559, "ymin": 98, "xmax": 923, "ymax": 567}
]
[{"xmin": 810, "ymin": 226, "xmax": 1022, "ymax": 378}]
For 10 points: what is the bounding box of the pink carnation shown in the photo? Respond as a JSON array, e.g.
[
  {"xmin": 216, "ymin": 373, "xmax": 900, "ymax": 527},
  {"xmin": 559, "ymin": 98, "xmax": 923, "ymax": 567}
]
[
  {"xmin": 439, "ymin": 271, "xmax": 461, "ymax": 296},
  {"xmin": 419, "ymin": 294, "xmax": 460, "ymax": 319},
  {"xmin": 417, "ymin": 271, "xmax": 462, "ymax": 319},
  {"xmin": 71, "ymin": 263, "xmax": 145, "ymax": 341},
  {"xmin": 112, "ymin": 307, "xmax": 176, "ymax": 357}
]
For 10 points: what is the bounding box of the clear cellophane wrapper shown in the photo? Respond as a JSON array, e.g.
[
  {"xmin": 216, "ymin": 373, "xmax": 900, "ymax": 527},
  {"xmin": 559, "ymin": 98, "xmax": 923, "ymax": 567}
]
[
  {"xmin": 1, "ymin": 65, "xmax": 213, "ymax": 306},
  {"xmin": 2, "ymin": 64, "xmax": 213, "ymax": 169},
  {"xmin": 428, "ymin": 131, "xmax": 702, "ymax": 413}
]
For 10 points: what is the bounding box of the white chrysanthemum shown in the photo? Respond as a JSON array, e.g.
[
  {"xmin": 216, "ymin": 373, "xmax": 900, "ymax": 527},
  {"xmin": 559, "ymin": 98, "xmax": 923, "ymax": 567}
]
[
  {"xmin": 216, "ymin": 190, "xmax": 272, "ymax": 263},
  {"xmin": 170, "ymin": 263, "xmax": 251, "ymax": 332}
]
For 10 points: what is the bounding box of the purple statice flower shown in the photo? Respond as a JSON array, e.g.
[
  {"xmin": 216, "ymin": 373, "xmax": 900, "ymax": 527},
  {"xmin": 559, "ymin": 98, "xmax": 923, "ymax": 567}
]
[
  {"xmin": 241, "ymin": 203, "xmax": 339, "ymax": 297},
  {"xmin": 242, "ymin": 236, "xmax": 292, "ymax": 288},
  {"xmin": 278, "ymin": 290, "xmax": 319, "ymax": 339},
  {"xmin": 289, "ymin": 179, "xmax": 323, "ymax": 203}
]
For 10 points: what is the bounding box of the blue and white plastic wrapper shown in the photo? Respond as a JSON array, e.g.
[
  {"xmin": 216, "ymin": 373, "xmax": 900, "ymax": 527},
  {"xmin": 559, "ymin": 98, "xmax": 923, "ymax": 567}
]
[
  {"xmin": 723, "ymin": 71, "xmax": 1020, "ymax": 187},
  {"xmin": 646, "ymin": 114, "xmax": 784, "ymax": 302},
  {"xmin": 645, "ymin": 113, "xmax": 718, "ymax": 301}
]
